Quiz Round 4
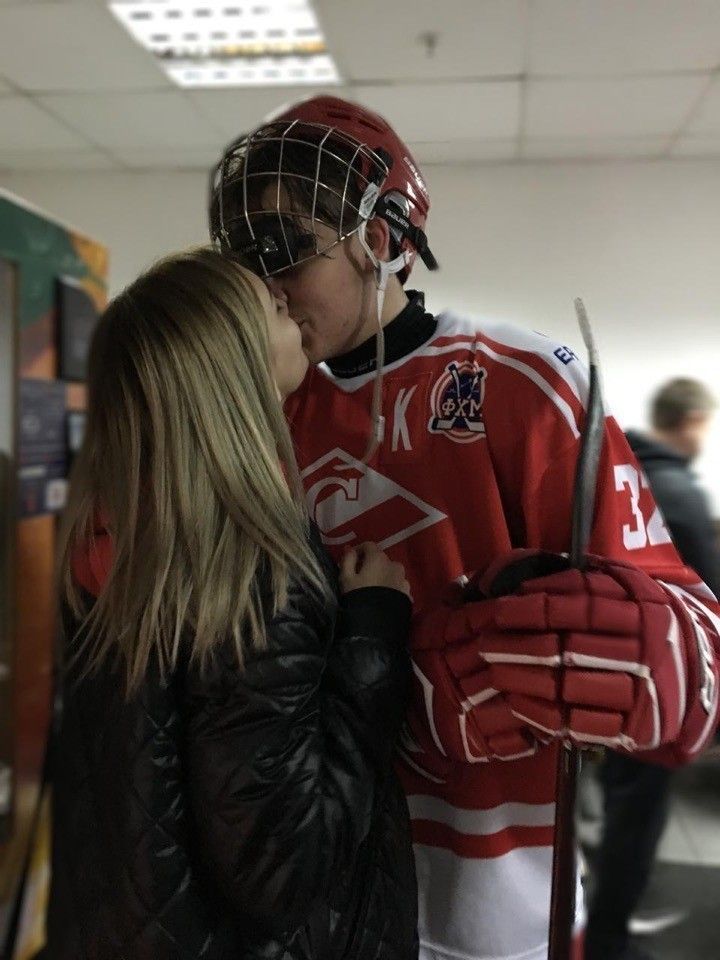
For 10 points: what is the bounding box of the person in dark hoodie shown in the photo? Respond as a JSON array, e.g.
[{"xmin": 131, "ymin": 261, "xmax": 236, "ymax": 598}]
[
  {"xmin": 626, "ymin": 380, "xmax": 720, "ymax": 597},
  {"xmin": 586, "ymin": 377, "xmax": 719, "ymax": 960},
  {"xmin": 48, "ymin": 247, "xmax": 418, "ymax": 960}
]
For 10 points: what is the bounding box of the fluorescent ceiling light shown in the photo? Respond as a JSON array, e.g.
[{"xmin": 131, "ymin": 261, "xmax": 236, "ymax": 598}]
[{"xmin": 109, "ymin": 0, "xmax": 340, "ymax": 88}]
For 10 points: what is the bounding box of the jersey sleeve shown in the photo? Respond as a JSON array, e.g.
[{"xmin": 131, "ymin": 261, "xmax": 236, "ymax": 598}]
[{"xmin": 527, "ymin": 408, "xmax": 720, "ymax": 765}]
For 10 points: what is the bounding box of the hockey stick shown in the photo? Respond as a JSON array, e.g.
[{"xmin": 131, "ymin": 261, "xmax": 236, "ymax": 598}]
[
  {"xmin": 547, "ymin": 298, "xmax": 606, "ymax": 960},
  {"xmin": 468, "ymin": 300, "xmax": 606, "ymax": 956}
]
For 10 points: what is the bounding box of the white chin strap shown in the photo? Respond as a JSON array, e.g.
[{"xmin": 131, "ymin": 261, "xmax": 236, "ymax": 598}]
[
  {"xmin": 354, "ymin": 218, "xmax": 411, "ymax": 463},
  {"xmin": 358, "ymin": 219, "xmax": 410, "ymax": 325}
]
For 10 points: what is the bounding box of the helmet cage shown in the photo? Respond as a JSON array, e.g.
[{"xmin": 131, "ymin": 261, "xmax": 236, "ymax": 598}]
[{"xmin": 210, "ymin": 118, "xmax": 390, "ymax": 278}]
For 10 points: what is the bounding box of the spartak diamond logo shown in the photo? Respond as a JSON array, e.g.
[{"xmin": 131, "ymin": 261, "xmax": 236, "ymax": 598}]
[{"xmin": 301, "ymin": 448, "xmax": 446, "ymax": 550}]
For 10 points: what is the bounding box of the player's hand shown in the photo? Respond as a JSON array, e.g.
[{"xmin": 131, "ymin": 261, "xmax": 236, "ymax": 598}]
[
  {"xmin": 340, "ymin": 542, "xmax": 411, "ymax": 598},
  {"xmin": 414, "ymin": 551, "xmax": 705, "ymax": 754}
]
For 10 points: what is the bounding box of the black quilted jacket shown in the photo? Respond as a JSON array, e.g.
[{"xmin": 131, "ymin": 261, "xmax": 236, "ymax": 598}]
[{"xmin": 47, "ymin": 541, "xmax": 418, "ymax": 960}]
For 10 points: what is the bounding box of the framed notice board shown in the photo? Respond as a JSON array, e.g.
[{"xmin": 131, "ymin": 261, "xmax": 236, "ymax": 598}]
[
  {"xmin": 17, "ymin": 379, "xmax": 68, "ymax": 519},
  {"xmin": 56, "ymin": 276, "xmax": 99, "ymax": 382}
]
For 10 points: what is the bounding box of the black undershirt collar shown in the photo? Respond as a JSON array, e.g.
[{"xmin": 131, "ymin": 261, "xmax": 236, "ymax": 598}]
[{"xmin": 327, "ymin": 290, "xmax": 438, "ymax": 379}]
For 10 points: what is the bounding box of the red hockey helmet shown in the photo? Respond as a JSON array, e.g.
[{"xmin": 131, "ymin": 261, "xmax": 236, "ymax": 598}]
[{"xmin": 210, "ymin": 94, "xmax": 437, "ymax": 283}]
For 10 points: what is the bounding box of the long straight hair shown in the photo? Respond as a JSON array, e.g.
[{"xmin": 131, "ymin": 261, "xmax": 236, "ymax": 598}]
[{"xmin": 57, "ymin": 247, "xmax": 325, "ymax": 693}]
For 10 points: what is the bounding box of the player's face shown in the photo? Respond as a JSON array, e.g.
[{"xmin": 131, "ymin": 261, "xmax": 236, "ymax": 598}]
[
  {"xmin": 258, "ymin": 186, "xmax": 376, "ymax": 365},
  {"xmin": 243, "ymin": 268, "xmax": 308, "ymax": 399}
]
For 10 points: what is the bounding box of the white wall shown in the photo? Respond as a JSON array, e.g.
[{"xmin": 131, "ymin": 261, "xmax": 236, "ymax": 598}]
[
  {"xmin": 420, "ymin": 159, "xmax": 720, "ymax": 515},
  {"xmin": 1, "ymin": 158, "xmax": 719, "ymax": 511}
]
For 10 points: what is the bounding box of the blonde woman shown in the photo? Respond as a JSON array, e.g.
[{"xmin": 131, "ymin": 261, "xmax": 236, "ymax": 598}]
[{"xmin": 48, "ymin": 248, "xmax": 418, "ymax": 960}]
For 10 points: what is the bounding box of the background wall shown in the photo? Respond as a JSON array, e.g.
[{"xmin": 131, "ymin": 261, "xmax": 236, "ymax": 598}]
[{"xmin": 1, "ymin": 156, "xmax": 718, "ymax": 510}]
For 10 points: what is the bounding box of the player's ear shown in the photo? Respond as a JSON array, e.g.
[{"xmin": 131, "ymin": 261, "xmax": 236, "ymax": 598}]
[{"xmin": 364, "ymin": 216, "xmax": 392, "ymax": 263}]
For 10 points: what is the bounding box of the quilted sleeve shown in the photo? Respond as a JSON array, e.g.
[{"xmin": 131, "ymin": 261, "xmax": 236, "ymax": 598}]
[{"xmin": 182, "ymin": 579, "xmax": 411, "ymax": 938}]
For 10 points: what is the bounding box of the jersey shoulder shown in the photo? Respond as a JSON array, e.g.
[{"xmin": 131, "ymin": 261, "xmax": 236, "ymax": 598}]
[{"xmin": 428, "ymin": 310, "xmax": 590, "ymax": 404}]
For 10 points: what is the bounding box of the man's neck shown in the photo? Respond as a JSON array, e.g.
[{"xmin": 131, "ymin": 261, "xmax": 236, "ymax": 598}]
[
  {"xmin": 651, "ymin": 429, "xmax": 693, "ymax": 461},
  {"xmin": 327, "ymin": 290, "xmax": 435, "ymax": 379},
  {"xmin": 344, "ymin": 280, "xmax": 409, "ymax": 352}
]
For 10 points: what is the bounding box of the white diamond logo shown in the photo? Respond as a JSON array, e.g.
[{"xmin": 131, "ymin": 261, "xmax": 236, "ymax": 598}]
[{"xmin": 302, "ymin": 448, "xmax": 446, "ymax": 550}]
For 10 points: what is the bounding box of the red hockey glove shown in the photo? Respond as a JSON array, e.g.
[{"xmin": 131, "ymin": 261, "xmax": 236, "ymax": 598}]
[
  {"xmin": 403, "ymin": 642, "xmax": 539, "ymax": 776},
  {"xmin": 404, "ymin": 567, "xmax": 543, "ymax": 772},
  {"xmin": 410, "ymin": 552, "xmax": 718, "ymax": 767}
]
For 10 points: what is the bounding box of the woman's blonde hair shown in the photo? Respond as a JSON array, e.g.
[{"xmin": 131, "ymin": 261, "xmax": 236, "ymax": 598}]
[{"xmin": 58, "ymin": 247, "xmax": 324, "ymax": 692}]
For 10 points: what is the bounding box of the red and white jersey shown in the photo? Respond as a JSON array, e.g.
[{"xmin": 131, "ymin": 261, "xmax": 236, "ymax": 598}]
[{"xmin": 287, "ymin": 309, "xmax": 720, "ymax": 960}]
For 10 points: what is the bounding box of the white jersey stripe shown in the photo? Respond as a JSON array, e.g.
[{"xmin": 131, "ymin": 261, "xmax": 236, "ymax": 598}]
[
  {"xmin": 407, "ymin": 795, "xmax": 556, "ymax": 834},
  {"xmin": 436, "ymin": 311, "xmax": 590, "ymax": 405},
  {"xmin": 474, "ymin": 342, "xmax": 581, "ymax": 439},
  {"xmin": 661, "ymin": 581, "xmax": 720, "ymax": 636},
  {"xmin": 469, "ymin": 319, "xmax": 584, "ymax": 403},
  {"xmin": 686, "ymin": 580, "xmax": 719, "ymax": 603}
]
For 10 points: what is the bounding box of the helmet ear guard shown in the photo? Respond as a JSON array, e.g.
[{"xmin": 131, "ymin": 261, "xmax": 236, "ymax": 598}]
[
  {"xmin": 364, "ymin": 147, "xmax": 438, "ymax": 273},
  {"xmin": 374, "ymin": 192, "xmax": 439, "ymax": 272}
]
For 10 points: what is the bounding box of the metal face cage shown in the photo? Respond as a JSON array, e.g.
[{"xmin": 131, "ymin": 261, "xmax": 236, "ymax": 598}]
[{"xmin": 210, "ymin": 119, "xmax": 390, "ymax": 278}]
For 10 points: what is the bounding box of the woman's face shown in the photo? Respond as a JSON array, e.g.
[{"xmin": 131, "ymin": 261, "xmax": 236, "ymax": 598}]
[{"xmin": 243, "ymin": 269, "xmax": 309, "ymax": 399}]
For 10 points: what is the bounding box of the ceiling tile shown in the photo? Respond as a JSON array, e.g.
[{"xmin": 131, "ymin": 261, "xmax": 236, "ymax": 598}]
[
  {"xmin": 522, "ymin": 136, "xmax": 669, "ymax": 160},
  {"xmin": 670, "ymin": 136, "xmax": 720, "ymax": 158},
  {"xmin": 315, "ymin": 0, "xmax": 527, "ymax": 82},
  {"xmin": 351, "ymin": 82, "xmax": 521, "ymax": 143},
  {"xmin": 526, "ymin": 76, "xmax": 706, "ymax": 139},
  {"xmin": 39, "ymin": 91, "xmax": 224, "ymax": 150},
  {"xmin": 686, "ymin": 77, "xmax": 720, "ymax": 134},
  {"xmin": 530, "ymin": 0, "xmax": 720, "ymax": 75},
  {"xmin": 0, "ymin": 97, "xmax": 86, "ymax": 150},
  {"xmin": 0, "ymin": 148, "xmax": 116, "ymax": 172},
  {"xmin": 411, "ymin": 139, "xmax": 517, "ymax": 164},
  {"xmin": 112, "ymin": 146, "xmax": 224, "ymax": 169},
  {"xmin": 0, "ymin": 2, "xmax": 170, "ymax": 92},
  {"xmin": 188, "ymin": 85, "xmax": 334, "ymax": 142}
]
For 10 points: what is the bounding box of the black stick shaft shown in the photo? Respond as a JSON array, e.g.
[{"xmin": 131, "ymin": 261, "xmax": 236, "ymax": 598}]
[{"xmin": 547, "ymin": 301, "xmax": 605, "ymax": 960}]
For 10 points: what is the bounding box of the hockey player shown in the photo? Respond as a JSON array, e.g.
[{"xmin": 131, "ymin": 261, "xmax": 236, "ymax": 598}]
[{"xmin": 209, "ymin": 96, "xmax": 720, "ymax": 960}]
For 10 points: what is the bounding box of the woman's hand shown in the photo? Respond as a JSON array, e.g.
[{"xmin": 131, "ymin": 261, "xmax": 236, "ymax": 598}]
[{"xmin": 340, "ymin": 542, "xmax": 411, "ymax": 598}]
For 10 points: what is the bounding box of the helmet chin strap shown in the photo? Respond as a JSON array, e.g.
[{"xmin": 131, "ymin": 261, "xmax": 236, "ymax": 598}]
[{"xmin": 352, "ymin": 219, "xmax": 411, "ymax": 465}]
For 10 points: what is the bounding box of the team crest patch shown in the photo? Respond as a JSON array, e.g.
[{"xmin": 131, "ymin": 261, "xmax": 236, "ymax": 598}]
[{"xmin": 428, "ymin": 360, "xmax": 487, "ymax": 443}]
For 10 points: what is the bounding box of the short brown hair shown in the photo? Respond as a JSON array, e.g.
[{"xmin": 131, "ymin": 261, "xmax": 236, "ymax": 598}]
[{"xmin": 650, "ymin": 378, "xmax": 717, "ymax": 431}]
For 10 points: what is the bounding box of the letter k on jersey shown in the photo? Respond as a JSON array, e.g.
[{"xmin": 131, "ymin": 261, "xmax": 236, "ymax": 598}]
[{"xmin": 302, "ymin": 448, "xmax": 447, "ymax": 551}]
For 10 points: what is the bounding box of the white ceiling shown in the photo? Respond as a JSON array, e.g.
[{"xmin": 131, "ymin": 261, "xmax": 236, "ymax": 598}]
[{"xmin": 1, "ymin": 0, "xmax": 720, "ymax": 172}]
